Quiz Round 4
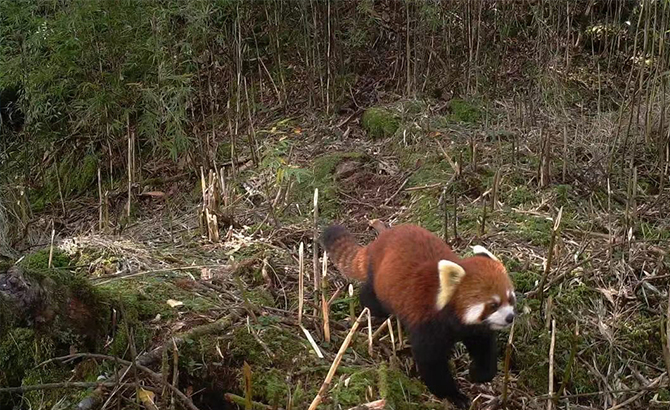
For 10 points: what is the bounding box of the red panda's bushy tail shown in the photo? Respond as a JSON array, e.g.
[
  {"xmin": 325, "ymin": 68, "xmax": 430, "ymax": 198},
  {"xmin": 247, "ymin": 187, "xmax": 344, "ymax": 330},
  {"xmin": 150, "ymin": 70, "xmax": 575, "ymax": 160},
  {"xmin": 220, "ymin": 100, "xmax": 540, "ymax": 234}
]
[{"xmin": 320, "ymin": 225, "xmax": 368, "ymax": 281}]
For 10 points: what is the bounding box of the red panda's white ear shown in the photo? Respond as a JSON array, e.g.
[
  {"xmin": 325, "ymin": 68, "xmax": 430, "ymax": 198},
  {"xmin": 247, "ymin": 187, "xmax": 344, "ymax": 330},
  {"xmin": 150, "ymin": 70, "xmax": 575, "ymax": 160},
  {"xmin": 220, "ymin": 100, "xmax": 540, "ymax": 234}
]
[
  {"xmin": 436, "ymin": 260, "xmax": 466, "ymax": 310},
  {"xmin": 472, "ymin": 245, "xmax": 499, "ymax": 261}
]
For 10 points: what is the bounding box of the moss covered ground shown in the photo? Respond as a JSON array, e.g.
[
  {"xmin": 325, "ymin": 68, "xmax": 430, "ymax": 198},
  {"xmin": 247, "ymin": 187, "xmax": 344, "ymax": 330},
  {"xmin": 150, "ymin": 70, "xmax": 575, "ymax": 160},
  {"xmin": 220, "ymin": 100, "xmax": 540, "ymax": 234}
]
[{"xmin": 3, "ymin": 100, "xmax": 670, "ymax": 410}]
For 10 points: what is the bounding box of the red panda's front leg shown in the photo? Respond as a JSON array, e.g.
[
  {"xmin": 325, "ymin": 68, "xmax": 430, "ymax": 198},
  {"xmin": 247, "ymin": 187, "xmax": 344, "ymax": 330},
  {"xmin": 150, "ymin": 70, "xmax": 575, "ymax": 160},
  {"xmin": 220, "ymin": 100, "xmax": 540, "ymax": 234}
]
[
  {"xmin": 409, "ymin": 328, "xmax": 470, "ymax": 409},
  {"xmin": 462, "ymin": 331, "xmax": 498, "ymax": 383}
]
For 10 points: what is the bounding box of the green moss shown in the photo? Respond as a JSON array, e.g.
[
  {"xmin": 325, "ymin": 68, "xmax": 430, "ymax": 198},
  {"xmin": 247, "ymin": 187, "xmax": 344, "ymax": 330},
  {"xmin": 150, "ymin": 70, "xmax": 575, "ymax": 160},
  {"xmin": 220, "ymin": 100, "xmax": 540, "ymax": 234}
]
[
  {"xmin": 512, "ymin": 214, "xmax": 553, "ymax": 247},
  {"xmin": 379, "ymin": 363, "xmax": 433, "ymax": 410},
  {"xmin": 408, "ymin": 155, "xmax": 452, "ymax": 187},
  {"xmin": 616, "ymin": 314, "xmax": 662, "ymax": 361},
  {"xmin": 294, "ymin": 151, "xmax": 365, "ymax": 219},
  {"xmin": 409, "ymin": 195, "xmax": 443, "ymax": 234},
  {"xmin": 507, "ymin": 185, "xmax": 535, "ymax": 207},
  {"xmin": 554, "ymin": 184, "xmax": 572, "ymax": 207},
  {"xmin": 98, "ymin": 275, "xmax": 218, "ymax": 357},
  {"xmin": 514, "ymin": 313, "xmax": 598, "ymax": 395},
  {"xmin": 216, "ymin": 142, "xmax": 233, "ymax": 162},
  {"xmin": 101, "ymin": 276, "xmax": 217, "ymax": 320},
  {"xmin": 20, "ymin": 248, "xmax": 71, "ymax": 271},
  {"xmin": 0, "ymin": 328, "xmax": 42, "ymax": 387},
  {"xmin": 313, "ymin": 152, "xmax": 364, "ymax": 182},
  {"xmin": 13, "ymin": 249, "xmax": 110, "ymax": 351},
  {"xmin": 447, "ymin": 98, "xmax": 482, "ymax": 123},
  {"xmin": 402, "ymin": 99, "xmax": 429, "ymax": 115},
  {"xmin": 331, "ymin": 369, "xmax": 378, "ymax": 407},
  {"xmin": 22, "ymin": 365, "xmax": 78, "ymax": 408},
  {"xmin": 362, "ymin": 107, "xmax": 400, "ymax": 139},
  {"xmin": 511, "ymin": 270, "xmax": 540, "ymax": 293},
  {"xmin": 255, "ymin": 368, "xmax": 289, "ymax": 404},
  {"xmin": 246, "ymin": 287, "xmax": 275, "ymax": 308},
  {"xmin": 107, "ymin": 320, "xmax": 154, "ymax": 358},
  {"xmin": 553, "ymin": 282, "xmax": 596, "ymax": 315},
  {"xmin": 231, "ymin": 324, "xmax": 312, "ymax": 369},
  {"xmin": 657, "ymin": 388, "xmax": 670, "ymax": 402}
]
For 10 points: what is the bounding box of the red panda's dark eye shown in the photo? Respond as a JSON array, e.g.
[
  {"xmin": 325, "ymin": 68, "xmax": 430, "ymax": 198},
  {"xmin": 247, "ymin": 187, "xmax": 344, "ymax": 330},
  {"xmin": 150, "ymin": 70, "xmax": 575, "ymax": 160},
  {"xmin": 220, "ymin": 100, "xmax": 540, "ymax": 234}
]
[{"xmin": 489, "ymin": 301, "xmax": 500, "ymax": 310}]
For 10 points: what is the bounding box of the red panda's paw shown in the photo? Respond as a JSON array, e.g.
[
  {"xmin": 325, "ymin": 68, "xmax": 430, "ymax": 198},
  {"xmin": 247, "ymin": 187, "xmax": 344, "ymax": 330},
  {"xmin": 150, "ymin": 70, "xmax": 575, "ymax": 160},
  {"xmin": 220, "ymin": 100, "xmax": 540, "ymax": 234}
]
[
  {"xmin": 468, "ymin": 362, "xmax": 497, "ymax": 383},
  {"xmin": 446, "ymin": 392, "xmax": 471, "ymax": 409}
]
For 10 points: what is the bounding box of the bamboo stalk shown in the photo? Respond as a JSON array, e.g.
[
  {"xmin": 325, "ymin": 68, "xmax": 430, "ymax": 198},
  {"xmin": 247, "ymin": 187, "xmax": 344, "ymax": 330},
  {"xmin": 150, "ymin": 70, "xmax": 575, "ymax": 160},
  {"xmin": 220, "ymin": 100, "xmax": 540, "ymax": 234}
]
[
  {"xmin": 308, "ymin": 308, "xmax": 370, "ymax": 410},
  {"xmin": 387, "ymin": 319, "xmax": 396, "ymax": 357},
  {"xmin": 562, "ymin": 127, "xmax": 568, "ymax": 183},
  {"xmin": 479, "ymin": 194, "xmax": 487, "ymax": 236},
  {"xmin": 48, "ymin": 224, "xmax": 55, "ymax": 269},
  {"xmin": 300, "ymin": 325, "xmax": 324, "ymax": 359},
  {"xmin": 443, "ymin": 186, "xmax": 449, "ymax": 242},
  {"xmin": 538, "ymin": 207, "xmax": 563, "ymax": 311},
  {"xmin": 97, "ymin": 168, "xmax": 103, "ymax": 231},
  {"xmin": 127, "ymin": 115, "xmax": 132, "ymax": 218},
  {"xmin": 348, "ymin": 284, "xmax": 355, "ymax": 323},
  {"xmin": 372, "ymin": 318, "xmax": 392, "ymax": 341},
  {"xmin": 547, "ymin": 319, "xmax": 556, "ymax": 410},
  {"xmin": 55, "ymin": 164, "xmax": 66, "ymax": 216},
  {"xmin": 313, "ymin": 188, "xmax": 320, "ymax": 315},
  {"xmin": 243, "ymin": 77, "xmax": 258, "ymax": 166},
  {"xmin": 452, "ymin": 186, "xmax": 458, "ymax": 239},
  {"xmin": 299, "ymin": 242, "xmax": 305, "ymax": 326},
  {"xmin": 492, "ymin": 168, "xmax": 501, "ymax": 211},
  {"xmin": 556, "ymin": 323, "xmax": 579, "ymax": 400},
  {"xmin": 243, "ymin": 362, "xmax": 252, "ymax": 410},
  {"xmin": 501, "ymin": 320, "xmax": 515, "ymax": 409},
  {"xmin": 367, "ymin": 309, "xmax": 373, "ymax": 356},
  {"xmin": 321, "ymin": 251, "xmax": 330, "ymax": 343}
]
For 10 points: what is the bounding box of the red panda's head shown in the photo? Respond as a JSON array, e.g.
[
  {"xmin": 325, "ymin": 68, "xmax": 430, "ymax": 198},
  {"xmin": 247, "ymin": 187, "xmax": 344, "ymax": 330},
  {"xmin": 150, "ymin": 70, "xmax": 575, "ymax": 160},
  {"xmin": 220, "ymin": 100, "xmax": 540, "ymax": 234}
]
[{"xmin": 436, "ymin": 246, "xmax": 515, "ymax": 330}]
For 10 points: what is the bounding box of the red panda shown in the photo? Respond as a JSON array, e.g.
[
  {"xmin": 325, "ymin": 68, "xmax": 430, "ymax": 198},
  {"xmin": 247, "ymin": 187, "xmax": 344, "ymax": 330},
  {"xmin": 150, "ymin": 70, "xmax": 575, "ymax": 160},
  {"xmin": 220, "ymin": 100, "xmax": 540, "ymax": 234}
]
[{"xmin": 320, "ymin": 223, "xmax": 515, "ymax": 409}]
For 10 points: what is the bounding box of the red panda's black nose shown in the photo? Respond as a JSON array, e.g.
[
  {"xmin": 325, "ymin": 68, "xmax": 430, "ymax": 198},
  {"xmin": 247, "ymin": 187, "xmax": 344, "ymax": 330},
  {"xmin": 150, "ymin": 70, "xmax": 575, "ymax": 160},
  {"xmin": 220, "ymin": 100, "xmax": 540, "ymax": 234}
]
[{"xmin": 505, "ymin": 313, "xmax": 515, "ymax": 323}]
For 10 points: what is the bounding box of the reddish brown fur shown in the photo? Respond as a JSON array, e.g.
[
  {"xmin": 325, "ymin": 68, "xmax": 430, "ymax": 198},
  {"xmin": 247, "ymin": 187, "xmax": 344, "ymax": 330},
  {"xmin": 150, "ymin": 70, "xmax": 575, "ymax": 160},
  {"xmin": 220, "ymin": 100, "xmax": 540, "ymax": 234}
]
[
  {"xmin": 323, "ymin": 224, "xmax": 512, "ymax": 328},
  {"xmin": 324, "ymin": 232, "xmax": 369, "ymax": 281}
]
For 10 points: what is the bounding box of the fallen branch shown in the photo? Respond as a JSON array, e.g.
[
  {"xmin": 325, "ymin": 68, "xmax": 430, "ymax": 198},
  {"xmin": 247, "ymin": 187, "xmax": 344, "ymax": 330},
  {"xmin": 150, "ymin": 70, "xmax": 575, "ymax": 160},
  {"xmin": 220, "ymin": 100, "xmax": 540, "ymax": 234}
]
[
  {"xmin": 346, "ymin": 399, "xmax": 387, "ymax": 410},
  {"xmin": 73, "ymin": 310, "xmax": 241, "ymax": 409},
  {"xmin": 383, "ymin": 173, "xmax": 412, "ymax": 206},
  {"xmin": 44, "ymin": 353, "xmax": 199, "ymax": 410},
  {"xmin": 92, "ymin": 264, "xmax": 232, "ymax": 285},
  {"xmin": 0, "ymin": 382, "xmax": 159, "ymax": 394},
  {"xmin": 308, "ymin": 308, "xmax": 370, "ymax": 410},
  {"xmin": 606, "ymin": 373, "xmax": 666, "ymax": 410}
]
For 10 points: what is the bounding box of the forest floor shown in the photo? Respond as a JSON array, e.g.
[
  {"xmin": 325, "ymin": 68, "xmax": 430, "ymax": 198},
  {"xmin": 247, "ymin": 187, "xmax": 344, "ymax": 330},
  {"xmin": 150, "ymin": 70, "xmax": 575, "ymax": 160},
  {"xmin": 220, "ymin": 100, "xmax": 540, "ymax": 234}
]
[{"xmin": 2, "ymin": 96, "xmax": 670, "ymax": 410}]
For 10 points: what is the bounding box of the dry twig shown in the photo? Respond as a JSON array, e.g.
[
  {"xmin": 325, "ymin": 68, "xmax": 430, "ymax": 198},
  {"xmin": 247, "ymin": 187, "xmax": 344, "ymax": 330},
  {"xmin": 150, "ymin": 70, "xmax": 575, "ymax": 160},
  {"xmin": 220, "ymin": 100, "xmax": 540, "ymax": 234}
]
[{"xmin": 308, "ymin": 308, "xmax": 370, "ymax": 410}]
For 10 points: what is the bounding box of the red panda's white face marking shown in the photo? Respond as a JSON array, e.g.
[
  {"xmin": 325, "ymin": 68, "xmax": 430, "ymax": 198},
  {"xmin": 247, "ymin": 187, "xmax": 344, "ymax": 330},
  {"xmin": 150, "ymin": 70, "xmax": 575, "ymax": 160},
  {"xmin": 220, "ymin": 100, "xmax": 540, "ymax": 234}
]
[
  {"xmin": 462, "ymin": 292, "xmax": 516, "ymax": 329},
  {"xmin": 463, "ymin": 303, "xmax": 485, "ymax": 324}
]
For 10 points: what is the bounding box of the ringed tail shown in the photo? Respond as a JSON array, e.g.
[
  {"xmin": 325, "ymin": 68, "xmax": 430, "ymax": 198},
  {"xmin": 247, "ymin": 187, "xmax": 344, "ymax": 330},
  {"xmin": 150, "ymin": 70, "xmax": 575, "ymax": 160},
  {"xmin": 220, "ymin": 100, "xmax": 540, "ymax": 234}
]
[{"xmin": 320, "ymin": 225, "xmax": 368, "ymax": 281}]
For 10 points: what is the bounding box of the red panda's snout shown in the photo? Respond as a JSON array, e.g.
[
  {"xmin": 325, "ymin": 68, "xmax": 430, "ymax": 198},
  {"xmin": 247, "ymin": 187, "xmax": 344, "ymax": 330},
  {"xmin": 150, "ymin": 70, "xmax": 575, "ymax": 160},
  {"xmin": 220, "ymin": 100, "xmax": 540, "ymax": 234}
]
[
  {"xmin": 482, "ymin": 289, "xmax": 516, "ymax": 330},
  {"xmin": 460, "ymin": 290, "xmax": 516, "ymax": 330}
]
